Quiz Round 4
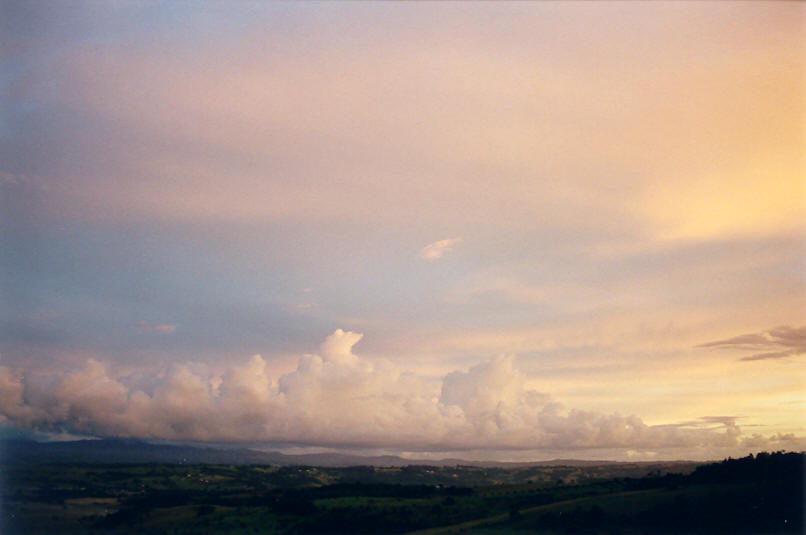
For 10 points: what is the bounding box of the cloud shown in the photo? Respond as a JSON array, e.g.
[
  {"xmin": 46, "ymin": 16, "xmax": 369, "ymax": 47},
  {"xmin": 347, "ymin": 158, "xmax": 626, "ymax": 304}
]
[
  {"xmin": 739, "ymin": 350, "xmax": 802, "ymax": 362},
  {"xmin": 0, "ymin": 171, "xmax": 24, "ymax": 186},
  {"xmin": 1, "ymin": 330, "xmax": 800, "ymax": 455},
  {"xmin": 698, "ymin": 325, "xmax": 806, "ymax": 361},
  {"xmin": 136, "ymin": 321, "xmax": 177, "ymax": 334},
  {"xmin": 420, "ymin": 238, "xmax": 462, "ymax": 261},
  {"xmin": 0, "ymin": 171, "xmax": 46, "ymax": 190},
  {"xmin": 10, "ymin": 3, "xmax": 797, "ymax": 243},
  {"xmin": 318, "ymin": 328, "xmax": 363, "ymax": 365}
]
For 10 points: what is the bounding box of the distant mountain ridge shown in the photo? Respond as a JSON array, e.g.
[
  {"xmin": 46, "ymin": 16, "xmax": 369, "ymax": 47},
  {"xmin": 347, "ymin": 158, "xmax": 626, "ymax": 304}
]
[{"xmin": 0, "ymin": 438, "xmax": 695, "ymax": 468}]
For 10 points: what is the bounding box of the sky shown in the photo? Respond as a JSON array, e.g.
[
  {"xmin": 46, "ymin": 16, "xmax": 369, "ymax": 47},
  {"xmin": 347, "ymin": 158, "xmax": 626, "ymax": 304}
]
[{"xmin": 0, "ymin": 1, "xmax": 804, "ymax": 461}]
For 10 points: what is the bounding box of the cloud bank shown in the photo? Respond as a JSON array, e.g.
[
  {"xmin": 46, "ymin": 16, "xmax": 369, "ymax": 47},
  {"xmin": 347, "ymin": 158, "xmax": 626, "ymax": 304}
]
[{"xmin": 1, "ymin": 330, "xmax": 799, "ymax": 455}]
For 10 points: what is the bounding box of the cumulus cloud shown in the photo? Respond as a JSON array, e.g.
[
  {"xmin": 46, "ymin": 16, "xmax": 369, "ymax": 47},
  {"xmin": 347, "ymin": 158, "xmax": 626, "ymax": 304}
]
[
  {"xmin": 419, "ymin": 238, "xmax": 462, "ymax": 261},
  {"xmin": 698, "ymin": 325, "xmax": 806, "ymax": 361},
  {"xmin": 136, "ymin": 321, "xmax": 177, "ymax": 334},
  {"xmin": 0, "ymin": 330, "xmax": 801, "ymax": 454},
  {"xmin": 319, "ymin": 329, "xmax": 363, "ymax": 365}
]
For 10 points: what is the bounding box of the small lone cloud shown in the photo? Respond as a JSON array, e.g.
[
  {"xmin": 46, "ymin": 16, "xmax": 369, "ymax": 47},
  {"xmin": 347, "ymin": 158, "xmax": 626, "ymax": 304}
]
[
  {"xmin": 698, "ymin": 325, "xmax": 805, "ymax": 361},
  {"xmin": 136, "ymin": 321, "xmax": 177, "ymax": 334},
  {"xmin": 0, "ymin": 171, "xmax": 47, "ymax": 192},
  {"xmin": 655, "ymin": 416, "xmax": 741, "ymax": 429},
  {"xmin": 699, "ymin": 416, "xmax": 740, "ymax": 427},
  {"xmin": 0, "ymin": 171, "xmax": 23, "ymax": 185},
  {"xmin": 419, "ymin": 237, "xmax": 462, "ymax": 261},
  {"xmin": 288, "ymin": 302, "xmax": 313, "ymax": 315}
]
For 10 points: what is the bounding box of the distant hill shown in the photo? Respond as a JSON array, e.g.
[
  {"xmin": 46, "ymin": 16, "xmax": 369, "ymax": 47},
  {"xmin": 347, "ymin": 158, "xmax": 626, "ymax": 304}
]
[{"xmin": 0, "ymin": 438, "xmax": 696, "ymax": 469}]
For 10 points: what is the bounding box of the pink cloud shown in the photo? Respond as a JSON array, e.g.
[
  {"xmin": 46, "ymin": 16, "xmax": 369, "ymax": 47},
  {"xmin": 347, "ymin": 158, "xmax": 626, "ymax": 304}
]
[{"xmin": 1, "ymin": 330, "xmax": 801, "ymax": 456}]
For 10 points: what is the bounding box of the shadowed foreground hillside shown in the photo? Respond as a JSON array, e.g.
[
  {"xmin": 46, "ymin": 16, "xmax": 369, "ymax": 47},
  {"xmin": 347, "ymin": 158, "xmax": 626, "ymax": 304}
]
[{"xmin": 1, "ymin": 451, "xmax": 802, "ymax": 534}]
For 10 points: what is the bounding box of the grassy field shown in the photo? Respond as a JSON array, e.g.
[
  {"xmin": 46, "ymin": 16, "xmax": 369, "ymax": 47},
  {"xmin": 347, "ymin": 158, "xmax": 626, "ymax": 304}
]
[
  {"xmin": 1, "ymin": 453, "xmax": 801, "ymax": 534},
  {"xmin": 408, "ymin": 484, "xmax": 755, "ymax": 535}
]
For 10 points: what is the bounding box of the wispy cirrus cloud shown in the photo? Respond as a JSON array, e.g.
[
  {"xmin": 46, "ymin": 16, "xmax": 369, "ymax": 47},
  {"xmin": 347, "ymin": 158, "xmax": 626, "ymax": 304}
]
[
  {"xmin": 698, "ymin": 325, "xmax": 806, "ymax": 361},
  {"xmin": 136, "ymin": 321, "xmax": 177, "ymax": 334},
  {"xmin": 419, "ymin": 238, "xmax": 462, "ymax": 261}
]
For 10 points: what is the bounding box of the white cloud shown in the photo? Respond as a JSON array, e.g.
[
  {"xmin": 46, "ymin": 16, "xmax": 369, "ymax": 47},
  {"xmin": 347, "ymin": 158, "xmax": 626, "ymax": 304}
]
[
  {"xmin": 0, "ymin": 330, "xmax": 802, "ymax": 456},
  {"xmin": 318, "ymin": 328, "xmax": 363, "ymax": 365},
  {"xmin": 420, "ymin": 238, "xmax": 462, "ymax": 261}
]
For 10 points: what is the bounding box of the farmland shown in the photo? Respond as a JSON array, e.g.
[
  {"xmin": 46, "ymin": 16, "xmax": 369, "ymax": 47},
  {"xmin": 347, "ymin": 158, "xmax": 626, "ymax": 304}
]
[{"xmin": 1, "ymin": 452, "xmax": 801, "ymax": 534}]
